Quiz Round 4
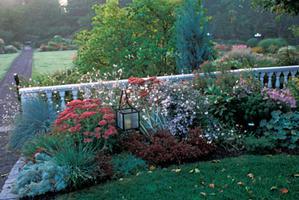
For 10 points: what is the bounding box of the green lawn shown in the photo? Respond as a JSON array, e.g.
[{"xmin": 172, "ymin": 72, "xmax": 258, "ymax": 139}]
[
  {"xmin": 32, "ymin": 50, "xmax": 76, "ymax": 78},
  {"xmin": 57, "ymin": 155, "xmax": 299, "ymax": 200},
  {"xmin": 0, "ymin": 53, "xmax": 18, "ymax": 80}
]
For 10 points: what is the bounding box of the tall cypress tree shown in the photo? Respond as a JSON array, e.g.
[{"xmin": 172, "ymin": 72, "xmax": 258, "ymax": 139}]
[{"xmin": 175, "ymin": 0, "xmax": 212, "ymax": 73}]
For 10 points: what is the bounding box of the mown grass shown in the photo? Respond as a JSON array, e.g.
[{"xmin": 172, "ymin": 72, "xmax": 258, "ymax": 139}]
[
  {"xmin": 57, "ymin": 154, "xmax": 299, "ymax": 200},
  {"xmin": 0, "ymin": 53, "xmax": 18, "ymax": 80},
  {"xmin": 32, "ymin": 50, "xmax": 76, "ymax": 78}
]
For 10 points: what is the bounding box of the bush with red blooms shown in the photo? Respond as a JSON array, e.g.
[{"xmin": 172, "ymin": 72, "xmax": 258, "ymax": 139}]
[
  {"xmin": 54, "ymin": 99, "xmax": 117, "ymax": 148},
  {"xmin": 122, "ymin": 128, "xmax": 215, "ymax": 167},
  {"xmin": 128, "ymin": 76, "xmax": 161, "ymax": 99}
]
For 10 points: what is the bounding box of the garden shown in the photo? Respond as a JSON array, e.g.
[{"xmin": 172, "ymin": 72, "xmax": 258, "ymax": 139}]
[{"xmin": 0, "ymin": 0, "xmax": 299, "ymax": 200}]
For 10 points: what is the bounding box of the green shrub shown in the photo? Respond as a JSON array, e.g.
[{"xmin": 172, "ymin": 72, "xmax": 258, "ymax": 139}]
[
  {"xmin": 259, "ymin": 111, "xmax": 299, "ymax": 149},
  {"xmin": 238, "ymin": 92, "xmax": 287, "ymax": 129},
  {"xmin": 277, "ymin": 46, "xmax": 299, "ymax": 65},
  {"xmin": 9, "ymin": 98, "xmax": 56, "ymax": 150},
  {"xmin": 258, "ymin": 38, "xmax": 288, "ymax": 53},
  {"xmin": 244, "ymin": 135, "xmax": 275, "ymax": 153},
  {"xmin": 75, "ymin": 0, "xmax": 179, "ymax": 78},
  {"xmin": 246, "ymin": 38, "xmax": 259, "ymax": 47},
  {"xmin": 0, "ymin": 38, "xmax": 4, "ymax": 54},
  {"xmin": 112, "ymin": 153, "xmax": 147, "ymax": 177},
  {"xmin": 4, "ymin": 45, "xmax": 18, "ymax": 53},
  {"xmin": 12, "ymin": 153, "xmax": 69, "ymax": 198}
]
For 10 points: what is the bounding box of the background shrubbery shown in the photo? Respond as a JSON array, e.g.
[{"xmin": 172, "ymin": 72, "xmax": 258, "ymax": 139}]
[{"xmin": 39, "ymin": 35, "xmax": 77, "ymax": 52}]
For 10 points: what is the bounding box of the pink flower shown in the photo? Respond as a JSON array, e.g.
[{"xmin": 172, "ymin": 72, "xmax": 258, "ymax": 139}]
[
  {"xmin": 98, "ymin": 120, "xmax": 107, "ymax": 126},
  {"xmin": 69, "ymin": 124, "xmax": 81, "ymax": 133},
  {"xmin": 79, "ymin": 111, "xmax": 97, "ymax": 119},
  {"xmin": 84, "ymin": 138, "xmax": 93, "ymax": 143},
  {"xmin": 103, "ymin": 114, "xmax": 115, "ymax": 121},
  {"xmin": 67, "ymin": 99, "xmax": 83, "ymax": 107},
  {"xmin": 95, "ymin": 127, "xmax": 101, "ymax": 132},
  {"xmin": 83, "ymin": 131, "xmax": 91, "ymax": 136},
  {"xmin": 94, "ymin": 133, "xmax": 101, "ymax": 139}
]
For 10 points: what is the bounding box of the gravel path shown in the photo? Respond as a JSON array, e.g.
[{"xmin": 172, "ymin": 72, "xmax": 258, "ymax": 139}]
[{"xmin": 0, "ymin": 48, "xmax": 33, "ymax": 191}]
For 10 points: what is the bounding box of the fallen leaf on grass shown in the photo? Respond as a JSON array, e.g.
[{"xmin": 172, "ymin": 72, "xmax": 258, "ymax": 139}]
[
  {"xmin": 247, "ymin": 173, "xmax": 254, "ymax": 179},
  {"xmin": 149, "ymin": 165, "xmax": 156, "ymax": 171},
  {"xmin": 280, "ymin": 188, "xmax": 289, "ymax": 194},
  {"xmin": 270, "ymin": 186, "xmax": 278, "ymax": 191},
  {"xmin": 237, "ymin": 181, "xmax": 244, "ymax": 186},
  {"xmin": 200, "ymin": 192, "xmax": 207, "ymax": 196},
  {"xmin": 190, "ymin": 168, "xmax": 200, "ymax": 173},
  {"xmin": 171, "ymin": 168, "xmax": 181, "ymax": 173}
]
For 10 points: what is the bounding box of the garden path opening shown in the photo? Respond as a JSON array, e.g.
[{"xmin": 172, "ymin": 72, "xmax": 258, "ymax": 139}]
[{"xmin": 0, "ymin": 47, "xmax": 32, "ymax": 191}]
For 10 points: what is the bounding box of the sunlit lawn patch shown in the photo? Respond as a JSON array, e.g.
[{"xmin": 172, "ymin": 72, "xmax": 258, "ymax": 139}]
[
  {"xmin": 32, "ymin": 50, "xmax": 76, "ymax": 78},
  {"xmin": 57, "ymin": 154, "xmax": 299, "ymax": 200},
  {"xmin": 0, "ymin": 53, "xmax": 18, "ymax": 80}
]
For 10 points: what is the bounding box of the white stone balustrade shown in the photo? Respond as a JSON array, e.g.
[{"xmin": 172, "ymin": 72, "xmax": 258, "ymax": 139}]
[{"xmin": 19, "ymin": 65, "xmax": 299, "ymax": 111}]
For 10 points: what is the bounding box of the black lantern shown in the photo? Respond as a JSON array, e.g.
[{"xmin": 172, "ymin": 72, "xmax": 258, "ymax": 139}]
[{"xmin": 116, "ymin": 90, "xmax": 140, "ymax": 130}]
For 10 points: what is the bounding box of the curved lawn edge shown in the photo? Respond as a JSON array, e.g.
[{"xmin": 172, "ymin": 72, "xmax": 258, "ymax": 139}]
[
  {"xmin": 56, "ymin": 154, "xmax": 299, "ymax": 200},
  {"xmin": 0, "ymin": 53, "xmax": 19, "ymax": 81}
]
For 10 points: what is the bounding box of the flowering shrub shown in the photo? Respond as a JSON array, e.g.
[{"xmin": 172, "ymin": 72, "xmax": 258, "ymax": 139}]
[
  {"xmin": 122, "ymin": 129, "xmax": 215, "ymax": 167},
  {"xmin": 262, "ymin": 88, "xmax": 296, "ymax": 108},
  {"xmin": 54, "ymin": 99, "xmax": 117, "ymax": 147},
  {"xmin": 128, "ymin": 77, "xmax": 198, "ymax": 137}
]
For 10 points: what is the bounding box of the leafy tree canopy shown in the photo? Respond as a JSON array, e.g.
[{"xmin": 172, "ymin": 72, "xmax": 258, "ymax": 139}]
[{"xmin": 253, "ymin": 0, "xmax": 299, "ymax": 15}]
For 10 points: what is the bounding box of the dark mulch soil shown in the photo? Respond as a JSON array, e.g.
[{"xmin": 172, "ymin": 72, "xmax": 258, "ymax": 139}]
[{"xmin": 0, "ymin": 131, "xmax": 20, "ymax": 191}]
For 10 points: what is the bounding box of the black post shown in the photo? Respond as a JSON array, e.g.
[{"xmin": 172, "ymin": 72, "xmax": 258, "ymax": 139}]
[{"xmin": 14, "ymin": 73, "xmax": 21, "ymax": 101}]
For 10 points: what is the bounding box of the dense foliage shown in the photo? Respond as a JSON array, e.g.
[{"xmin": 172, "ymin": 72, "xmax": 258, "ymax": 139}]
[
  {"xmin": 75, "ymin": 0, "xmax": 179, "ymax": 77},
  {"xmin": 253, "ymin": 0, "xmax": 299, "ymax": 15},
  {"xmin": 122, "ymin": 129, "xmax": 215, "ymax": 167}
]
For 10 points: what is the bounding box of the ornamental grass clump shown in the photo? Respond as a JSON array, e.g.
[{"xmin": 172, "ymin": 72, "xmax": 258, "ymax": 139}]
[
  {"xmin": 9, "ymin": 98, "xmax": 56, "ymax": 150},
  {"xmin": 54, "ymin": 99, "xmax": 117, "ymax": 149}
]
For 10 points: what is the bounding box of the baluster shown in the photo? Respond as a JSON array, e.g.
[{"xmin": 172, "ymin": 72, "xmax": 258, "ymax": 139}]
[
  {"xmin": 283, "ymin": 72, "xmax": 289, "ymax": 88},
  {"xmin": 291, "ymin": 71, "xmax": 297, "ymax": 79},
  {"xmin": 59, "ymin": 90, "xmax": 66, "ymax": 110},
  {"xmin": 45, "ymin": 91, "xmax": 53, "ymax": 110},
  {"xmin": 83, "ymin": 88, "xmax": 92, "ymax": 99},
  {"xmin": 260, "ymin": 72, "xmax": 265, "ymax": 88},
  {"xmin": 72, "ymin": 89, "xmax": 78, "ymax": 100},
  {"xmin": 275, "ymin": 72, "xmax": 281, "ymax": 88},
  {"xmin": 267, "ymin": 72, "xmax": 273, "ymax": 88}
]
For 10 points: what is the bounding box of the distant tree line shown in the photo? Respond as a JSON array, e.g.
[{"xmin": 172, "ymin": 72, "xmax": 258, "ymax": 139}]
[
  {"xmin": 203, "ymin": 0, "xmax": 299, "ymax": 44},
  {"xmin": 0, "ymin": 0, "xmax": 298, "ymax": 45}
]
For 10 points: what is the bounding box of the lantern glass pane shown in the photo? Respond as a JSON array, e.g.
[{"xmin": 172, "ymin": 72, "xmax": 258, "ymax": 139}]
[
  {"xmin": 117, "ymin": 110, "xmax": 124, "ymax": 129},
  {"xmin": 124, "ymin": 113, "xmax": 132, "ymax": 130},
  {"xmin": 131, "ymin": 112, "xmax": 139, "ymax": 129}
]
